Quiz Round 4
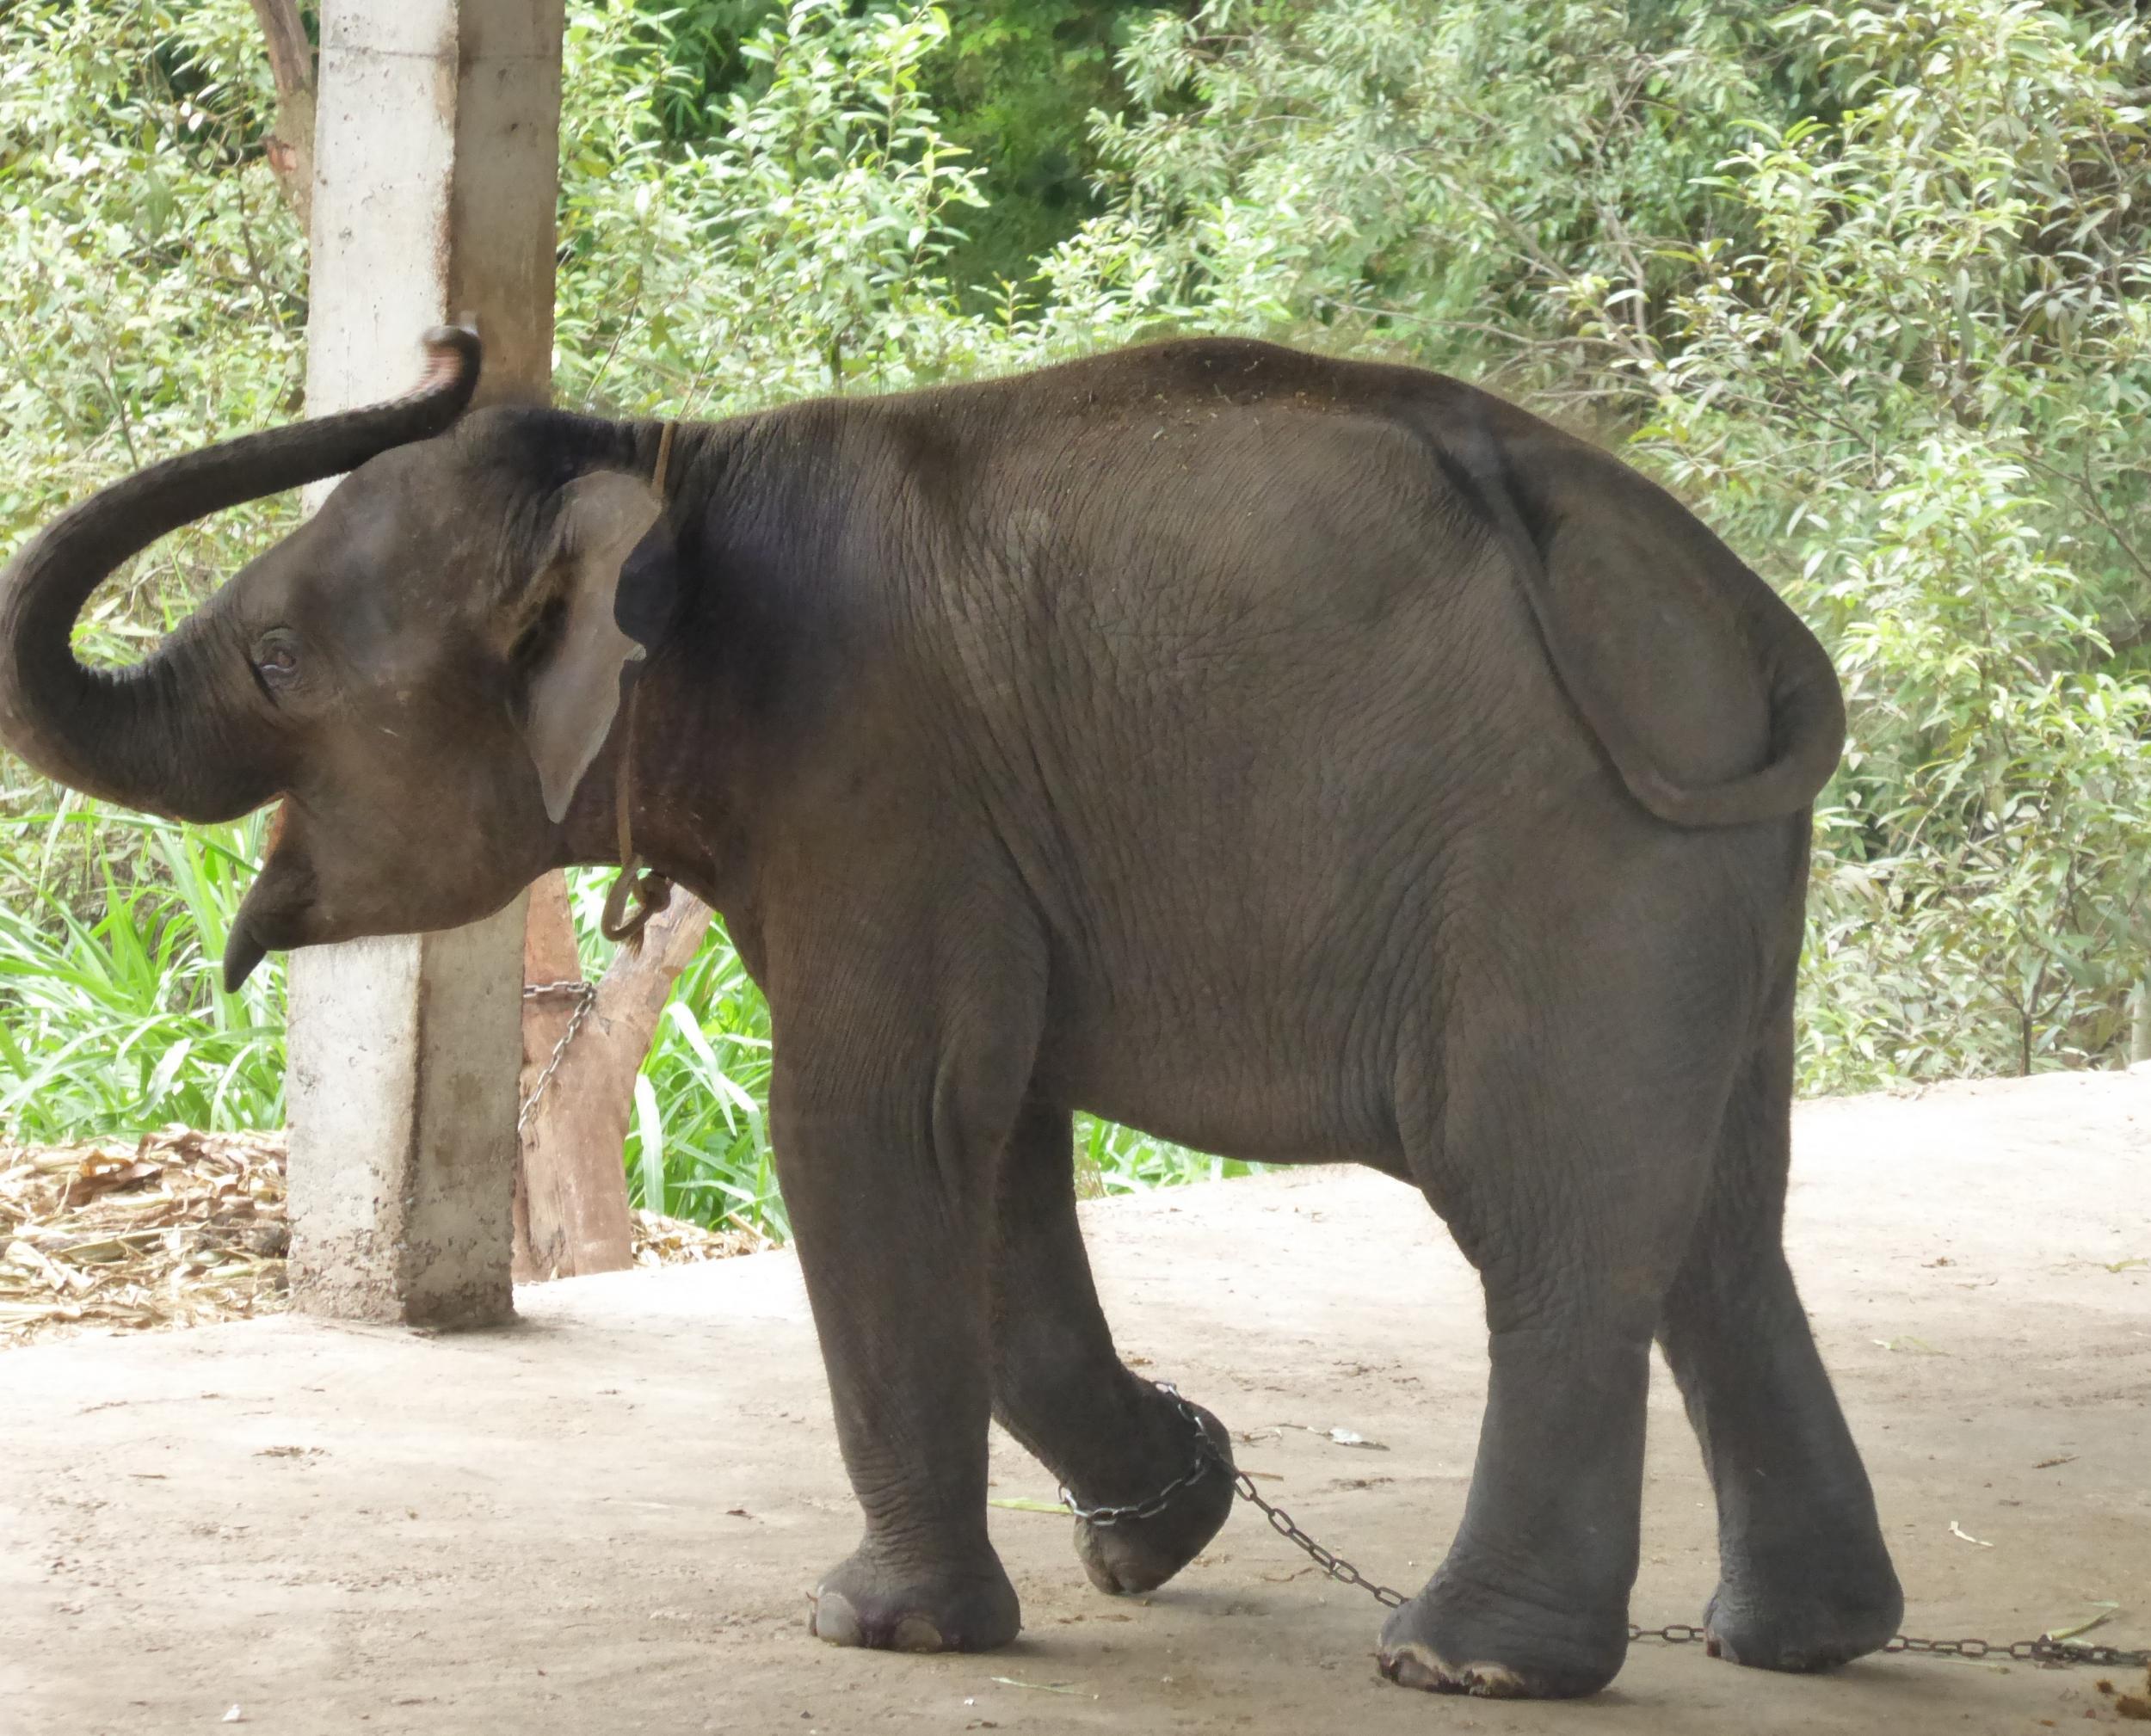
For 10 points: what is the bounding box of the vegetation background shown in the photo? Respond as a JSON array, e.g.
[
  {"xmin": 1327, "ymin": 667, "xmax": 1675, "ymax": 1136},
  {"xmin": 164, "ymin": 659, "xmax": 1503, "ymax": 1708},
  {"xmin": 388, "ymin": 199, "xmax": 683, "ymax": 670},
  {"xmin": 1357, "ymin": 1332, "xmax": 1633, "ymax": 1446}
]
[{"xmin": 2, "ymin": 0, "xmax": 2146, "ymax": 1235}]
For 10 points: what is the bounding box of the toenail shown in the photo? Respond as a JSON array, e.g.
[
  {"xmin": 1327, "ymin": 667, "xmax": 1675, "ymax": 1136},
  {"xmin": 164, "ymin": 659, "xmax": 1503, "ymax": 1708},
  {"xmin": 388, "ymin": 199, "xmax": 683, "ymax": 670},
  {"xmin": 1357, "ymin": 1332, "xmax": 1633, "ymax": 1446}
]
[
  {"xmin": 891, "ymin": 1616, "xmax": 945, "ymax": 1651},
  {"xmin": 810, "ymin": 1589, "xmax": 862, "ymax": 1647}
]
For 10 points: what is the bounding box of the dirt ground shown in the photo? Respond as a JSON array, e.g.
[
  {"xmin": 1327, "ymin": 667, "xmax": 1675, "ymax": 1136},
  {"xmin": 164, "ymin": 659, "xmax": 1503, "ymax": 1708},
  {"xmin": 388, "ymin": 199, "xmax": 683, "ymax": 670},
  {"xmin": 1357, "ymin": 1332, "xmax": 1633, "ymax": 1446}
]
[{"xmin": 3, "ymin": 1072, "xmax": 2146, "ymax": 1735}]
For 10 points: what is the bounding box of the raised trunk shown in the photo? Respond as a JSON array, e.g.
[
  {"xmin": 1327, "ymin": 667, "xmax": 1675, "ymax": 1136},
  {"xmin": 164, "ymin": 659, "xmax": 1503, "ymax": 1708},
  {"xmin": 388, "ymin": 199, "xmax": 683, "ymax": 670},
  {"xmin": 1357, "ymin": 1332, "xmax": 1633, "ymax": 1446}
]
[{"xmin": 0, "ymin": 328, "xmax": 481, "ymax": 822}]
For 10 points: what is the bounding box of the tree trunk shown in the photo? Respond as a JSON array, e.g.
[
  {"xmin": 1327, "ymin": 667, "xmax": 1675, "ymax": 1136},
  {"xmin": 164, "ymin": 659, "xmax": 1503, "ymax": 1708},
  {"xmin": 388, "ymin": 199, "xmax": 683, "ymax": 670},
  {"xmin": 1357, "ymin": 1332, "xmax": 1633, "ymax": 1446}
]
[
  {"xmin": 2131, "ymin": 976, "xmax": 2151, "ymax": 1067},
  {"xmin": 515, "ymin": 873, "xmax": 716, "ymax": 1282},
  {"xmin": 246, "ymin": 0, "xmax": 317, "ymax": 233}
]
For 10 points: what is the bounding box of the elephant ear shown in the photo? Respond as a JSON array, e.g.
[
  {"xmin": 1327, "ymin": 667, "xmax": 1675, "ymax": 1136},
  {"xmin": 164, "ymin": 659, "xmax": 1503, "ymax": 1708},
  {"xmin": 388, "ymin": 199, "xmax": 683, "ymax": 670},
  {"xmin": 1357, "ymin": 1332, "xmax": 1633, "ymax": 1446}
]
[{"xmin": 521, "ymin": 470, "xmax": 679, "ymax": 824}]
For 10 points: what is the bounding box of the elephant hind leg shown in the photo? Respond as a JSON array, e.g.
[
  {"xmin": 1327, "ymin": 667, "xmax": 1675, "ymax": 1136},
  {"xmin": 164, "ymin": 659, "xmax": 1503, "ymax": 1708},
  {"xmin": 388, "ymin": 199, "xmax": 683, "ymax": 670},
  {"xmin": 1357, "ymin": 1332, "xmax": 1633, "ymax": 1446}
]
[
  {"xmin": 987, "ymin": 1097, "xmax": 1236, "ymax": 1596},
  {"xmin": 1379, "ymin": 957, "xmax": 1735, "ymax": 1700},
  {"xmin": 1658, "ymin": 1004, "xmax": 1902, "ymax": 1671}
]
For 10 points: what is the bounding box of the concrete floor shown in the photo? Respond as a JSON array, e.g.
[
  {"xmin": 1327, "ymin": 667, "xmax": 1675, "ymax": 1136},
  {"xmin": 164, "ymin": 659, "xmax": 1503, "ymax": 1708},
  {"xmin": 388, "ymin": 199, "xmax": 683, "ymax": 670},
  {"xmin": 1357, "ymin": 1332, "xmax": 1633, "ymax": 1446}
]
[{"xmin": 3, "ymin": 1072, "xmax": 2147, "ymax": 1734}]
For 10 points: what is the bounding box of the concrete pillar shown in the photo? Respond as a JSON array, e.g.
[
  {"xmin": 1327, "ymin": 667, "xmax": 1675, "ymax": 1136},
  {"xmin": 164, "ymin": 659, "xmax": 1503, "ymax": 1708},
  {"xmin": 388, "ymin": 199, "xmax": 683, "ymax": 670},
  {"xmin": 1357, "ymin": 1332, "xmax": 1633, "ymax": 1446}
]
[{"xmin": 287, "ymin": 0, "xmax": 565, "ymax": 1327}]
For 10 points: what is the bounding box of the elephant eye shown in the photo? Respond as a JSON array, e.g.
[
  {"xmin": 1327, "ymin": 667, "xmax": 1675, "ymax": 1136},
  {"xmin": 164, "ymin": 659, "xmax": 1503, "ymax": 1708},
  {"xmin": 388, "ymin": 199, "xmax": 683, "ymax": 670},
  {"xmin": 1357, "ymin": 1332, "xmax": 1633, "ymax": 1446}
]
[{"xmin": 253, "ymin": 634, "xmax": 300, "ymax": 687}]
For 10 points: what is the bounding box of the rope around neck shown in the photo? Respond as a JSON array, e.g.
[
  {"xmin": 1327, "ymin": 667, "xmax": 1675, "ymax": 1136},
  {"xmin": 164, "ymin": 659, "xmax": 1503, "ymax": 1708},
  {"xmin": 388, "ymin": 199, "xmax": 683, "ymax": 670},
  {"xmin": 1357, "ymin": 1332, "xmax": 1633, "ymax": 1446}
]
[{"xmin": 599, "ymin": 422, "xmax": 677, "ymax": 949}]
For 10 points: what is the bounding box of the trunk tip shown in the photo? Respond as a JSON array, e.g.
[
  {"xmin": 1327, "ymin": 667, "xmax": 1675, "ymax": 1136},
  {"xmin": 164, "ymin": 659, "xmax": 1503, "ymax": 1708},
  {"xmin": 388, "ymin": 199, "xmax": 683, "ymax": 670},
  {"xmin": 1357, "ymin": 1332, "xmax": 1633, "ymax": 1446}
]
[{"xmin": 415, "ymin": 325, "xmax": 483, "ymax": 409}]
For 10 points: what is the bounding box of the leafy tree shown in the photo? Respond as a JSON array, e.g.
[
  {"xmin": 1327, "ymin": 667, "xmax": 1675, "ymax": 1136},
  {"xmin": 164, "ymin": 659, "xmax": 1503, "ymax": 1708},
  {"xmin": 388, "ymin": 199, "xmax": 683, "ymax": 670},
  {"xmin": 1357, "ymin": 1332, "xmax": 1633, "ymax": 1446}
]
[{"xmin": 555, "ymin": 0, "xmax": 998, "ymax": 410}]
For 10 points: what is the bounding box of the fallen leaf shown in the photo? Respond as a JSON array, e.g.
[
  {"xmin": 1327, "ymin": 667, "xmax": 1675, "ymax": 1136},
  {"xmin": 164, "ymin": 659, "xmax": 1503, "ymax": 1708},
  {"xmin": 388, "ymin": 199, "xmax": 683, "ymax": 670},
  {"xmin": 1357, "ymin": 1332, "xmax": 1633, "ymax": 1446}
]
[
  {"xmin": 2033, "ymin": 1456, "xmax": 2078, "ymax": 1469},
  {"xmin": 62, "ymin": 1157, "xmax": 163, "ymax": 1208},
  {"xmin": 2043, "ymin": 1603, "xmax": 2119, "ymax": 1642},
  {"xmin": 4, "ymin": 1240, "xmax": 71, "ymax": 1289}
]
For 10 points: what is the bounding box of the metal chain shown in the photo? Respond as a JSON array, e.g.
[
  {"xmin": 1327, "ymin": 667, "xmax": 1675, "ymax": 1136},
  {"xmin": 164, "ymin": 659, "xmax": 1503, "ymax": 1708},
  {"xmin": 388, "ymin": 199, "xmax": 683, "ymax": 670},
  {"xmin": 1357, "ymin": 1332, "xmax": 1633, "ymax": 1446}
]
[
  {"xmin": 1882, "ymin": 1634, "xmax": 2150, "ymax": 1668},
  {"xmin": 1061, "ymin": 1386, "xmax": 1409, "ymax": 1607},
  {"xmin": 518, "ymin": 978, "xmax": 597, "ymax": 1133},
  {"xmin": 1059, "ymin": 1450, "xmax": 1215, "ymax": 1529},
  {"xmin": 1629, "ymin": 1627, "xmax": 2150, "ymax": 1667},
  {"xmin": 1060, "ymin": 1384, "xmax": 1217, "ymax": 1526},
  {"xmin": 1069, "ymin": 1382, "xmax": 2150, "ymax": 1669},
  {"xmin": 1224, "ymin": 1462, "xmax": 1409, "ymax": 1608}
]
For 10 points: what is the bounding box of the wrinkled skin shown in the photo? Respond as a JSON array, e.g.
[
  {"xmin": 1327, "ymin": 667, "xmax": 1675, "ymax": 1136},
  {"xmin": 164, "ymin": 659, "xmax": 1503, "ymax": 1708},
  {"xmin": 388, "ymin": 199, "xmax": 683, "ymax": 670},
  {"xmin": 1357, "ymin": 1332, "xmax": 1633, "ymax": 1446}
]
[{"xmin": 0, "ymin": 333, "xmax": 1902, "ymax": 1698}]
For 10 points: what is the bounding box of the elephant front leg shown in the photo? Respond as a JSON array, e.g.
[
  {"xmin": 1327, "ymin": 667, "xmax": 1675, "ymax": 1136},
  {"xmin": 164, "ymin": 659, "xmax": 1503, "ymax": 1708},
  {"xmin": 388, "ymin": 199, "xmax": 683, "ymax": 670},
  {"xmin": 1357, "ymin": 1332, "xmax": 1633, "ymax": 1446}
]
[
  {"xmin": 987, "ymin": 1099, "xmax": 1236, "ymax": 1595},
  {"xmin": 775, "ymin": 1052, "xmax": 1024, "ymax": 1654}
]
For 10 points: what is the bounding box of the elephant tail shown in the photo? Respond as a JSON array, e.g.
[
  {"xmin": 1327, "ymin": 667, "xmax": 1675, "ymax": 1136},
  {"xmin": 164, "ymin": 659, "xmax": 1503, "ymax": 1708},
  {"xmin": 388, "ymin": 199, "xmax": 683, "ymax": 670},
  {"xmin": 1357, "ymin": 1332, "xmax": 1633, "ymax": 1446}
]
[
  {"xmin": 1582, "ymin": 613, "xmax": 1846, "ymax": 830},
  {"xmin": 1438, "ymin": 414, "xmax": 1846, "ymax": 831}
]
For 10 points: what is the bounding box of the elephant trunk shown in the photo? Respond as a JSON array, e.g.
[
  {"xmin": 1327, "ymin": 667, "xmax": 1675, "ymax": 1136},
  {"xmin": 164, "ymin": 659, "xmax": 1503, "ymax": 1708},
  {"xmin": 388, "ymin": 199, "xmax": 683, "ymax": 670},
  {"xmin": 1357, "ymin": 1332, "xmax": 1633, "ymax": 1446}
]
[{"xmin": 0, "ymin": 328, "xmax": 482, "ymax": 822}]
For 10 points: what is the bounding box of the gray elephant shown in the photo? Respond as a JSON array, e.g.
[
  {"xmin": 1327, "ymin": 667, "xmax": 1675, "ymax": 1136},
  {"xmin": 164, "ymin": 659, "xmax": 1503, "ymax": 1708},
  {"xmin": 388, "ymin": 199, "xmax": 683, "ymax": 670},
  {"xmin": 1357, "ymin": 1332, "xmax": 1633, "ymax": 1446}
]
[{"xmin": 0, "ymin": 329, "xmax": 1901, "ymax": 1699}]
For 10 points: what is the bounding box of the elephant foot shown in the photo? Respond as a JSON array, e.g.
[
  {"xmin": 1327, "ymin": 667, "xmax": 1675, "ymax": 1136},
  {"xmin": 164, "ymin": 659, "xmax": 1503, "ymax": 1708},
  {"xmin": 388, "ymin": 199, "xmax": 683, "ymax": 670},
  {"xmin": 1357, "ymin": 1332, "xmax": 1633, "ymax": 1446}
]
[
  {"xmin": 1377, "ymin": 1566, "xmax": 1628, "ymax": 1700},
  {"xmin": 1072, "ymin": 1396, "xmax": 1237, "ymax": 1595},
  {"xmin": 807, "ymin": 1548, "xmax": 1020, "ymax": 1653},
  {"xmin": 1702, "ymin": 1551, "xmax": 1903, "ymax": 1671}
]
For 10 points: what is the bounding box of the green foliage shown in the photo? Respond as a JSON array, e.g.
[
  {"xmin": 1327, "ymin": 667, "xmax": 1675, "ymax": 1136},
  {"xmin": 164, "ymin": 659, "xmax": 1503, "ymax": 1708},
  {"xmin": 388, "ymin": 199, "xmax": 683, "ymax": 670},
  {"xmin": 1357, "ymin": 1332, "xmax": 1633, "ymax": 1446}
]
[
  {"xmin": 928, "ymin": 0, "xmax": 1176, "ymax": 292},
  {"xmin": 1549, "ymin": 1, "xmax": 2151, "ymax": 1083},
  {"xmin": 1, "ymin": 0, "xmax": 2147, "ymax": 1239},
  {"xmin": 613, "ymin": 0, "xmax": 1170, "ymax": 289},
  {"xmin": 558, "ymin": 0, "xmax": 998, "ymax": 409},
  {"xmin": 1092, "ymin": 0, "xmax": 1772, "ymax": 360},
  {"xmin": 0, "ymin": 0, "xmax": 306, "ymax": 605},
  {"xmin": 0, "ymin": 805, "xmax": 285, "ymax": 1139}
]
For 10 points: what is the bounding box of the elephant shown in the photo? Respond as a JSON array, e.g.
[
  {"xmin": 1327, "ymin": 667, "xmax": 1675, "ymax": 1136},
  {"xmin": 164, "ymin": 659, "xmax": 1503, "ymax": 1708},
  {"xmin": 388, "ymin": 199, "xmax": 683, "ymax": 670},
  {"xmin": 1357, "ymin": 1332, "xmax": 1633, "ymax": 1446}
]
[{"xmin": 0, "ymin": 328, "xmax": 1902, "ymax": 1699}]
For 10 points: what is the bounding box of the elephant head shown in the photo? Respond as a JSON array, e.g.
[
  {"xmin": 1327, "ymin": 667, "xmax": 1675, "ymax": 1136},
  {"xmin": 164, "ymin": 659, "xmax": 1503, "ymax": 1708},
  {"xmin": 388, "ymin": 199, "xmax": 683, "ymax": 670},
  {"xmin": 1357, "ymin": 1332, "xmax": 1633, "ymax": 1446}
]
[{"xmin": 0, "ymin": 329, "xmax": 677, "ymax": 989}]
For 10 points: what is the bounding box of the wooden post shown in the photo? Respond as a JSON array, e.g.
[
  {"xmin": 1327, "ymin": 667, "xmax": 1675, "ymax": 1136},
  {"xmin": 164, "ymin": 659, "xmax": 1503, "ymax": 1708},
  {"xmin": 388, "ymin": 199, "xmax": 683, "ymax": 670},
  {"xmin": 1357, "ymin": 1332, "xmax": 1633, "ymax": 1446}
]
[{"xmin": 514, "ymin": 879, "xmax": 715, "ymax": 1280}]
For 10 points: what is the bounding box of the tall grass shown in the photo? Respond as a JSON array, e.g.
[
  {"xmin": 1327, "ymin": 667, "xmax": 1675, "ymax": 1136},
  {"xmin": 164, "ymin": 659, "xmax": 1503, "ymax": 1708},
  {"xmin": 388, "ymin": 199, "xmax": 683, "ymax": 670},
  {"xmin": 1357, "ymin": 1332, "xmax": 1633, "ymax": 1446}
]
[
  {"xmin": 0, "ymin": 803, "xmax": 1245, "ymax": 1237},
  {"xmin": 0, "ymin": 803, "xmax": 284, "ymax": 1138}
]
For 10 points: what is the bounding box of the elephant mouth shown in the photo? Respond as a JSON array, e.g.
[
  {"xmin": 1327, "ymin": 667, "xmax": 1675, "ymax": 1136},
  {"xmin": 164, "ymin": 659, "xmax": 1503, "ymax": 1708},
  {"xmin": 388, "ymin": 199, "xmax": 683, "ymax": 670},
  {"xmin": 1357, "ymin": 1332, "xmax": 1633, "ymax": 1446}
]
[
  {"xmin": 222, "ymin": 803, "xmax": 317, "ymax": 991},
  {"xmin": 218, "ymin": 797, "xmax": 552, "ymax": 990},
  {"xmin": 221, "ymin": 917, "xmax": 274, "ymax": 994},
  {"xmin": 222, "ymin": 892, "xmax": 316, "ymax": 992}
]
